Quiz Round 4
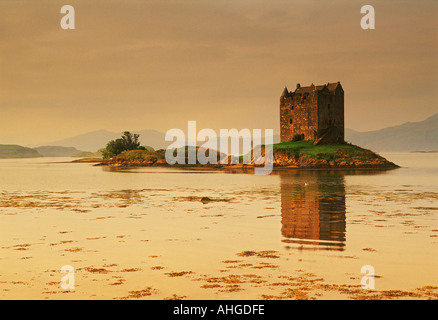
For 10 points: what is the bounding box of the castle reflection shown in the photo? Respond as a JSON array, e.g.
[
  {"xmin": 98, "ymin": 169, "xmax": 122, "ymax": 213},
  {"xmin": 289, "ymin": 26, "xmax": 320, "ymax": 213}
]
[{"xmin": 279, "ymin": 172, "xmax": 346, "ymax": 251}]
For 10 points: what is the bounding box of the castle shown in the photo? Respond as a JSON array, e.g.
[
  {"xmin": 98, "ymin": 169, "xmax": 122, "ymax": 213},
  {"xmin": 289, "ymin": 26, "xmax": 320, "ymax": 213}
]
[{"xmin": 280, "ymin": 82, "xmax": 344, "ymax": 144}]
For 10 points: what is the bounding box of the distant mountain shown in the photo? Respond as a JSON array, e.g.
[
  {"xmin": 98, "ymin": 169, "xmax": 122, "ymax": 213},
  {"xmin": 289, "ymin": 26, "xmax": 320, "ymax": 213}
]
[
  {"xmin": 33, "ymin": 146, "xmax": 82, "ymax": 157},
  {"xmin": 37, "ymin": 130, "xmax": 121, "ymax": 152},
  {"xmin": 37, "ymin": 129, "xmax": 280, "ymax": 153},
  {"xmin": 38, "ymin": 129, "xmax": 167, "ymax": 152},
  {"xmin": 131, "ymin": 129, "xmax": 170, "ymax": 150},
  {"xmin": 345, "ymin": 128, "xmax": 360, "ymax": 137},
  {"xmin": 0, "ymin": 145, "xmax": 41, "ymax": 159},
  {"xmin": 345, "ymin": 113, "xmax": 438, "ymax": 152}
]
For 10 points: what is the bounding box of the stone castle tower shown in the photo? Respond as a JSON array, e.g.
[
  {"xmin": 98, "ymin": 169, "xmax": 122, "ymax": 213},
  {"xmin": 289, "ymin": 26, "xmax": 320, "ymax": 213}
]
[{"xmin": 280, "ymin": 82, "xmax": 344, "ymax": 144}]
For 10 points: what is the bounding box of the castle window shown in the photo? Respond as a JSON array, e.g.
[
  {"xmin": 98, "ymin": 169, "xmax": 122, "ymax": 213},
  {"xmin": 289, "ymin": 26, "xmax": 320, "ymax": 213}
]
[
  {"xmin": 291, "ymin": 106, "xmax": 294, "ymax": 110},
  {"xmin": 290, "ymin": 118, "xmax": 293, "ymax": 124}
]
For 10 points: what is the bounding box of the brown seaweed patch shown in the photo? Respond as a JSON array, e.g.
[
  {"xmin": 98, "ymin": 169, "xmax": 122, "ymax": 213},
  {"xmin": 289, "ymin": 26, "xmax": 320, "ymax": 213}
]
[
  {"xmin": 236, "ymin": 250, "xmax": 280, "ymax": 259},
  {"xmin": 109, "ymin": 279, "xmax": 125, "ymax": 286},
  {"xmin": 121, "ymin": 268, "xmax": 141, "ymax": 273},
  {"xmin": 86, "ymin": 237, "xmax": 107, "ymax": 240},
  {"xmin": 200, "ymin": 214, "xmax": 224, "ymax": 217},
  {"xmin": 219, "ymin": 284, "xmax": 244, "ymax": 293},
  {"xmin": 199, "ymin": 274, "xmax": 266, "ymax": 293},
  {"xmin": 12, "ymin": 244, "xmax": 32, "ymax": 251},
  {"xmin": 203, "ymin": 275, "xmax": 243, "ymax": 285},
  {"xmin": 121, "ymin": 287, "xmax": 158, "ymax": 299},
  {"xmin": 165, "ymin": 271, "xmax": 194, "ymax": 277},
  {"xmin": 201, "ymin": 284, "xmax": 222, "ymax": 289},
  {"xmin": 103, "ymin": 263, "xmax": 118, "ymax": 268},
  {"xmin": 151, "ymin": 266, "xmax": 165, "ymax": 270},
  {"xmin": 65, "ymin": 247, "xmax": 83, "ymax": 252},
  {"xmin": 164, "ymin": 294, "xmax": 187, "ymax": 300},
  {"xmin": 273, "ymin": 288, "xmax": 312, "ymax": 300},
  {"xmin": 251, "ymin": 263, "xmax": 279, "ymax": 269},
  {"xmin": 236, "ymin": 251, "xmax": 257, "ymax": 257},
  {"xmin": 242, "ymin": 274, "xmax": 267, "ymax": 284},
  {"xmin": 11, "ymin": 281, "xmax": 29, "ymax": 285},
  {"xmin": 222, "ymin": 260, "xmax": 243, "ymax": 264},
  {"xmin": 84, "ymin": 267, "xmax": 111, "ymax": 274}
]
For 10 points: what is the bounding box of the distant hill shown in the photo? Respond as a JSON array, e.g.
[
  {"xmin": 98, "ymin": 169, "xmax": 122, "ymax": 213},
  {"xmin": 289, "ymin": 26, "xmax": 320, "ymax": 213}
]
[
  {"xmin": 36, "ymin": 130, "xmax": 121, "ymax": 152},
  {"xmin": 33, "ymin": 146, "xmax": 82, "ymax": 157},
  {"xmin": 38, "ymin": 129, "xmax": 280, "ymax": 153},
  {"xmin": 0, "ymin": 145, "xmax": 41, "ymax": 159},
  {"xmin": 345, "ymin": 113, "xmax": 438, "ymax": 152},
  {"xmin": 38, "ymin": 129, "xmax": 167, "ymax": 152},
  {"xmin": 345, "ymin": 128, "xmax": 360, "ymax": 138}
]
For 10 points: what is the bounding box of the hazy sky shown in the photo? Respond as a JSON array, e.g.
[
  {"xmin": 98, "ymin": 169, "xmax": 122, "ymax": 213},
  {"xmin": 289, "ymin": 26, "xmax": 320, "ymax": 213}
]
[{"xmin": 1, "ymin": 0, "xmax": 437, "ymax": 145}]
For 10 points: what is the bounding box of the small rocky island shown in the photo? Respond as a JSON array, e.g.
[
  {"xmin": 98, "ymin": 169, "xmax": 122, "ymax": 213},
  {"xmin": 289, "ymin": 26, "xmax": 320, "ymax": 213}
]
[
  {"xmin": 93, "ymin": 141, "xmax": 398, "ymax": 169},
  {"xmin": 83, "ymin": 82, "xmax": 398, "ymax": 170}
]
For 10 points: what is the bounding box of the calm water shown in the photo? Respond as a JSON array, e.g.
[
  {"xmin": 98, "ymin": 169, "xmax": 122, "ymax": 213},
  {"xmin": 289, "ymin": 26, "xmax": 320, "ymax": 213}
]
[{"xmin": 0, "ymin": 153, "xmax": 437, "ymax": 299}]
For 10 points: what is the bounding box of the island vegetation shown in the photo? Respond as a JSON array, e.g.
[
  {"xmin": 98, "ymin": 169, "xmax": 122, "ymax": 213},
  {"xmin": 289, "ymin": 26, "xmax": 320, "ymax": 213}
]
[
  {"xmin": 102, "ymin": 131, "xmax": 154, "ymax": 159},
  {"xmin": 265, "ymin": 140, "xmax": 398, "ymax": 168},
  {"xmin": 94, "ymin": 136, "xmax": 398, "ymax": 170}
]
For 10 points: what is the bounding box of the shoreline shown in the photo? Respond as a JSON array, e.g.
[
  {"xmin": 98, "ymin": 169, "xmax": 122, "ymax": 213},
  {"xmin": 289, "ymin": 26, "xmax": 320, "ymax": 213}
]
[
  {"xmin": 89, "ymin": 161, "xmax": 400, "ymax": 171},
  {"xmin": 73, "ymin": 141, "xmax": 400, "ymax": 171}
]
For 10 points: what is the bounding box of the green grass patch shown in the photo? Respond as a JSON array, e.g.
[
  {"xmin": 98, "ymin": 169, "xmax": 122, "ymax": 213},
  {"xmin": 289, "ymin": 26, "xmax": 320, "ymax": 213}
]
[
  {"xmin": 114, "ymin": 149, "xmax": 158, "ymax": 161},
  {"xmin": 273, "ymin": 141, "xmax": 376, "ymax": 161}
]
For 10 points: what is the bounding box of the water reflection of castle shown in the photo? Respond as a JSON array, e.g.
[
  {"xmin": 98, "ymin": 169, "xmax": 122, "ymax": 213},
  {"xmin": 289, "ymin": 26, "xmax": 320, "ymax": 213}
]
[{"xmin": 280, "ymin": 173, "xmax": 346, "ymax": 250}]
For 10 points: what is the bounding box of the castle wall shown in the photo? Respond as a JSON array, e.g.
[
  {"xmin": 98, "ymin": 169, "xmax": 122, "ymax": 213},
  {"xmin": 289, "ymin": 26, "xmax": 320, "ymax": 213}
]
[
  {"xmin": 317, "ymin": 87, "xmax": 344, "ymax": 144},
  {"xmin": 279, "ymin": 96, "xmax": 294, "ymax": 143},
  {"xmin": 280, "ymin": 93, "xmax": 318, "ymax": 142}
]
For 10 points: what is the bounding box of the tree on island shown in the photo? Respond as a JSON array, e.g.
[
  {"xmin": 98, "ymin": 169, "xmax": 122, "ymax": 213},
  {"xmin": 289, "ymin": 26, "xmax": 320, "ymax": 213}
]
[{"xmin": 102, "ymin": 131, "xmax": 147, "ymax": 159}]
